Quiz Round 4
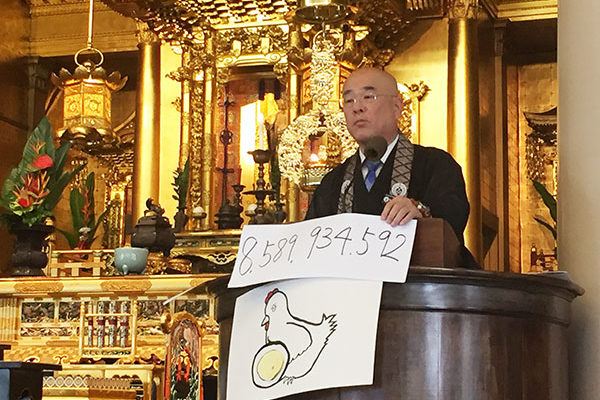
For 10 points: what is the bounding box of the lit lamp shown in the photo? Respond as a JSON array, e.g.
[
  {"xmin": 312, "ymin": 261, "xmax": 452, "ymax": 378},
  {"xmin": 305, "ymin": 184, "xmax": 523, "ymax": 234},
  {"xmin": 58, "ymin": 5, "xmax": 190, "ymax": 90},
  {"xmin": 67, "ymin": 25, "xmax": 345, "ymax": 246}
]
[
  {"xmin": 300, "ymin": 113, "xmax": 333, "ymax": 191},
  {"xmin": 51, "ymin": 0, "xmax": 127, "ymax": 155}
]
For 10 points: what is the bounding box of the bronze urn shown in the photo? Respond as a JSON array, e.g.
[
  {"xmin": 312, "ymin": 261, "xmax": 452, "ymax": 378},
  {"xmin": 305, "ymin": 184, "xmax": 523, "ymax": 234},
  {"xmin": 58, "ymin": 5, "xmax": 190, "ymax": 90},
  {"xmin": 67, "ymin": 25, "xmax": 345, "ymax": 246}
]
[{"xmin": 131, "ymin": 199, "xmax": 176, "ymax": 257}]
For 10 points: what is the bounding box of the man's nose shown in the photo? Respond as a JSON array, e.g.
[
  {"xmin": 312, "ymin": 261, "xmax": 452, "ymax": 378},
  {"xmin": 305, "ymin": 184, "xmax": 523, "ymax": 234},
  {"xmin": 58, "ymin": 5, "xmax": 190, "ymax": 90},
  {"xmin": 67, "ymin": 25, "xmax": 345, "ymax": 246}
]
[{"xmin": 353, "ymin": 103, "xmax": 366, "ymax": 114}]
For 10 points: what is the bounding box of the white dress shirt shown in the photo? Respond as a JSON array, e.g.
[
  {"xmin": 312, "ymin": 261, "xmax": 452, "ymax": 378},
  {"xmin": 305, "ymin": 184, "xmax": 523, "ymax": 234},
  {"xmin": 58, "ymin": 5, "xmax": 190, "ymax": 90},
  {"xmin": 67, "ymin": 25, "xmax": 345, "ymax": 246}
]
[{"xmin": 358, "ymin": 135, "xmax": 399, "ymax": 180}]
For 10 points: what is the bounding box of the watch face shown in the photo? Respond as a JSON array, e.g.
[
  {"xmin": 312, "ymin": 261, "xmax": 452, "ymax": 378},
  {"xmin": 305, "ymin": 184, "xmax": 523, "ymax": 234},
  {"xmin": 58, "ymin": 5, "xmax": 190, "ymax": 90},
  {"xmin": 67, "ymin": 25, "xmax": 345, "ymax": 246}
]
[{"xmin": 417, "ymin": 202, "xmax": 431, "ymax": 217}]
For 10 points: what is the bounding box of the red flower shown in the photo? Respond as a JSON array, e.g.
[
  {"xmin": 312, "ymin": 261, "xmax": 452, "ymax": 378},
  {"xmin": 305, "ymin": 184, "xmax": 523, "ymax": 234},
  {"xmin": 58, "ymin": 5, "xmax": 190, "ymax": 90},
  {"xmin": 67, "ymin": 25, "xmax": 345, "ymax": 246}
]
[
  {"xmin": 17, "ymin": 197, "xmax": 32, "ymax": 208},
  {"xmin": 13, "ymin": 185, "xmax": 34, "ymax": 209},
  {"xmin": 32, "ymin": 155, "xmax": 53, "ymax": 169}
]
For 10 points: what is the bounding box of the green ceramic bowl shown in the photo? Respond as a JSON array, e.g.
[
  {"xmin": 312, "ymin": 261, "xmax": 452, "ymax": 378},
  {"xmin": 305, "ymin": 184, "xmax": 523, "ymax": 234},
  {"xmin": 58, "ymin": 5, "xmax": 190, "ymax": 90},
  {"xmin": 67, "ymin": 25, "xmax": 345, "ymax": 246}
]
[{"xmin": 114, "ymin": 247, "xmax": 148, "ymax": 275}]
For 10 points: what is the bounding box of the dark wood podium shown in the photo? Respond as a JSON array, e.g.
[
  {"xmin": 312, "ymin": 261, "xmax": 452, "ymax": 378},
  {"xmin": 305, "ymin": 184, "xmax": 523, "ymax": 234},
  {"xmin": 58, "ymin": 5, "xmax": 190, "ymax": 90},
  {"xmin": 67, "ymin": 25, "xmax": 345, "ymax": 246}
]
[
  {"xmin": 0, "ymin": 362, "xmax": 61, "ymax": 400},
  {"xmin": 211, "ymin": 219, "xmax": 583, "ymax": 399}
]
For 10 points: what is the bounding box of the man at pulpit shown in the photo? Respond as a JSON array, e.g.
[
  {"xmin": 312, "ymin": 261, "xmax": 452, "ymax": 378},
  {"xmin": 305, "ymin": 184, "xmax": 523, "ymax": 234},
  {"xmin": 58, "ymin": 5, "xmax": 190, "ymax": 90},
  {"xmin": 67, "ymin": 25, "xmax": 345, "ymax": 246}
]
[{"xmin": 306, "ymin": 68, "xmax": 478, "ymax": 268}]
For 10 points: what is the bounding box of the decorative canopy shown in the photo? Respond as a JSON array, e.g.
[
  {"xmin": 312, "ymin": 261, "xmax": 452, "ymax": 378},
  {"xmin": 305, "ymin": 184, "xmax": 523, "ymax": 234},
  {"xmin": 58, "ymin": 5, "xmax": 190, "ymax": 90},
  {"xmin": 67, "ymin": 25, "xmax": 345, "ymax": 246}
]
[{"xmin": 101, "ymin": 0, "xmax": 445, "ymax": 64}]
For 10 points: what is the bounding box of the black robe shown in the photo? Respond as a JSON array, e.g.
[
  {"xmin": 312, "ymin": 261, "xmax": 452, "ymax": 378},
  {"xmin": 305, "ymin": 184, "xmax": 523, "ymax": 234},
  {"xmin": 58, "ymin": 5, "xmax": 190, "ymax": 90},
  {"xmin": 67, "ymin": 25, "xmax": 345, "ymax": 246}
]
[{"xmin": 305, "ymin": 144, "xmax": 478, "ymax": 268}]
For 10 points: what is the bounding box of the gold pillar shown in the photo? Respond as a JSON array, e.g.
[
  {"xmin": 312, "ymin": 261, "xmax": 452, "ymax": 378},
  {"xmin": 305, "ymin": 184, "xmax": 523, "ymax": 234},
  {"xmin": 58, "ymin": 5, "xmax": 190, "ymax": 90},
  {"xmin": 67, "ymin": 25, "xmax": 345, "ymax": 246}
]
[
  {"xmin": 179, "ymin": 47, "xmax": 191, "ymax": 168},
  {"xmin": 187, "ymin": 44, "xmax": 205, "ymax": 229},
  {"xmin": 201, "ymin": 34, "xmax": 216, "ymax": 230},
  {"xmin": 0, "ymin": 298, "xmax": 18, "ymax": 341},
  {"xmin": 133, "ymin": 23, "xmax": 161, "ymax": 223},
  {"xmin": 447, "ymin": 1, "xmax": 482, "ymax": 263},
  {"xmin": 286, "ymin": 69, "xmax": 301, "ymax": 221}
]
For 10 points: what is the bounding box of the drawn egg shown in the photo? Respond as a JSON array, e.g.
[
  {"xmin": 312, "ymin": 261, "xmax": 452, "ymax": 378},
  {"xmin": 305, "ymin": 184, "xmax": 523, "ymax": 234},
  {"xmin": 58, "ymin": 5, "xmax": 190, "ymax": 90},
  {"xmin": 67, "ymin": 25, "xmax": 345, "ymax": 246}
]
[{"xmin": 251, "ymin": 342, "xmax": 289, "ymax": 388}]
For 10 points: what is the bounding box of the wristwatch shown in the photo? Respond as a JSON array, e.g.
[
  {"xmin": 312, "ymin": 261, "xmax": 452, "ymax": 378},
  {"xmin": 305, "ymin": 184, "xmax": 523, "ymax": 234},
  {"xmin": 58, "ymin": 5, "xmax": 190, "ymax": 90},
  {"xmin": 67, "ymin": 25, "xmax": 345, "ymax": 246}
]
[{"xmin": 411, "ymin": 199, "xmax": 431, "ymax": 218}]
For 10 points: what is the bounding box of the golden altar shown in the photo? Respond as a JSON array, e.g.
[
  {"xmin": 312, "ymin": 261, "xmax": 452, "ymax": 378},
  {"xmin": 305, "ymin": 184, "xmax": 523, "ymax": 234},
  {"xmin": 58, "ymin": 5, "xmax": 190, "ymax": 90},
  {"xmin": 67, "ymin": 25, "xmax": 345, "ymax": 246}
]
[{"xmin": 0, "ymin": 271, "xmax": 222, "ymax": 399}]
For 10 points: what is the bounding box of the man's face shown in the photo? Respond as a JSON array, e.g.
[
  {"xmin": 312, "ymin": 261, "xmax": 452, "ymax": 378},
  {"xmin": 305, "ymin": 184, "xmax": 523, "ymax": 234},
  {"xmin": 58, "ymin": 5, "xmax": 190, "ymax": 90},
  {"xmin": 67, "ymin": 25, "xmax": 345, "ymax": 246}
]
[{"xmin": 342, "ymin": 69, "xmax": 402, "ymax": 146}]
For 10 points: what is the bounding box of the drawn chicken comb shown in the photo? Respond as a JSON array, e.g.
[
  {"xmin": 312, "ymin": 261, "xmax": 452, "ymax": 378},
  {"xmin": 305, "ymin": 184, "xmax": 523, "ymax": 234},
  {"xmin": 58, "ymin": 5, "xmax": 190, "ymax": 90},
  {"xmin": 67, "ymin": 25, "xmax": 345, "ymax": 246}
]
[{"xmin": 265, "ymin": 288, "xmax": 279, "ymax": 303}]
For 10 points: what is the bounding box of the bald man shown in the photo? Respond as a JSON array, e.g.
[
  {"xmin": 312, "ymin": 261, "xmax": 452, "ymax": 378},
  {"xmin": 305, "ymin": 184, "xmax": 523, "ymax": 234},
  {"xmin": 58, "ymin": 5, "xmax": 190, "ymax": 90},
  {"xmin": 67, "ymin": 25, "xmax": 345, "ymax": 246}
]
[{"xmin": 305, "ymin": 68, "xmax": 477, "ymax": 268}]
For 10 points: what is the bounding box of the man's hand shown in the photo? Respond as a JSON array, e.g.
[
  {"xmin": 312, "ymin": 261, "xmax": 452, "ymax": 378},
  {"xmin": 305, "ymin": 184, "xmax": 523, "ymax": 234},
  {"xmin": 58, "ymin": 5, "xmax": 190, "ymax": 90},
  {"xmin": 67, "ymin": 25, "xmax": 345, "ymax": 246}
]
[{"xmin": 381, "ymin": 196, "xmax": 421, "ymax": 226}]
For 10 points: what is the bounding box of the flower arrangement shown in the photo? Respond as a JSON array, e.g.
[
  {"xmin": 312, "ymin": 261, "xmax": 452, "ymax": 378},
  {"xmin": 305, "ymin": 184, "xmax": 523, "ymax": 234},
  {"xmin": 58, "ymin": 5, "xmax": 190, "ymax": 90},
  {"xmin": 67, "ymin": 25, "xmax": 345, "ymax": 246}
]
[
  {"xmin": 58, "ymin": 172, "xmax": 109, "ymax": 249},
  {"xmin": 172, "ymin": 159, "xmax": 190, "ymax": 233},
  {"xmin": 172, "ymin": 158, "xmax": 190, "ymax": 210},
  {"xmin": 532, "ymin": 180, "xmax": 557, "ymax": 241},
  {"xmin": 0, "ymin": 117, "xmax": 84, "ymax": 229}
]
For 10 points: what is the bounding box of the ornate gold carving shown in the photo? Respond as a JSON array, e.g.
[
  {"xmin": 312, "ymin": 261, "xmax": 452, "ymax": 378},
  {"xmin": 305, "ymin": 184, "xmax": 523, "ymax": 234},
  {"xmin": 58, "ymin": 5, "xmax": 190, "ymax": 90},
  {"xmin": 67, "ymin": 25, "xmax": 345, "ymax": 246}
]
[
  {"xmin": 273, "ymin": 60, "xmax": 289, "ymax": 85},
  {"xmin": 287, "ymin": 27, "xmax": 310, "ymax": 69},
  {"xmin": 350, "ymin": 0, "xmax": 411, "ymax": 66},
  {"xmin": 103, "ymin": 0, "xmax": 425, "ymax": 68},
  {"xmin": 27, "ymin": 0, "xmax": 110, "ymax": 17},
  {"xmin": 172, "ymin": 230, "xmax": 241, "ymax": 262},
  {"xmin": 144, "ymin": 253, "xmax": 170, "ymax": 275},
  {"xmin": 200, "ymin": 65, "xmax": 216, "ymax": 230},
  {"xmin": 279, "ymin": 110, "xmax": 357, "ymax": 185},
  {"xmin": 183, "ymin": 41, "xmax": 213, "ymax": 220},
  {"xmin": 100, "ymin": 280, "xmax": 152, "ymax": 292},
  {"xmin": 100, "ymin": 161, "xmax": 130, "ymax": 247},
  {"xmin": 216, "ymin": 67, "xmax": 231, "ymax": 86},
  {"xmin": 188, "ymin": 45, "xmax": 214, "ymax": 72},
  {"xmin": 526, "ymin": 135, "xmax": 545, "ymax": 181},
  {"xmin": 448, "ymin": 0, "xmax": 480, "ymax": 19},
  {"xmin": 135, "ymin": 21, "xmax": 160, "ymax": 45},
  {"xmin": 144, "ymin": 255, "xmax": 191, "ymax": 274},
  {"xmin": 399, "ymin": 81, "xmax": 430, "ymax": 142},
  {"xmin": 116, "ymin": 0, "xmax": 291, "ymax": 34},
  {"xmin": 310, "ymin": 31, "xmax": 338, "ymax": 108},
  {"xmin": 169, "ymin": 258, "xmax": 192, "ymax": 273},
  {"xmin": 524, "ymin": 108, "xmax": 557, "ymax": 185},
  {"xmin": 338, "ymin": 30, "xmax": 366, "ymax": 67},
  {"xmin": 14, "ymin": 282, "xmax": 64, "ymax": 294},
  {"xmin": 166, "ymin": 66, "xmax": 194, "ymax": 84},
  {"xmin": 20, "ymin": 326, "xmax": 77, "ymax": 337},
  {"xmin": 187, "ymin": 55, "xmax": 206, "ymax": 218},
  {"xmin": 206, "ymin": 252, "xmax": 237, "ymax": 265},
  {"xmin": 215, "ymin": 26, "xmax": 288, "ymax": 59}
]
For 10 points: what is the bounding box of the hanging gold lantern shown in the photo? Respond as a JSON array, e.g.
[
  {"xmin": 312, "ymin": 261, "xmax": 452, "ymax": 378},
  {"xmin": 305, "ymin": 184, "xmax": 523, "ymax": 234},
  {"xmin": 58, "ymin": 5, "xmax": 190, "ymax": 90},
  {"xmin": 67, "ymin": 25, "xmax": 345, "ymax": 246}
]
[
  {"xmin": 279, "ymin": 29, "xmax": 358, "ymax": 193},
  {"xmin": 50, "ymin": 0, "xmax": 127, "ymax": 155}
]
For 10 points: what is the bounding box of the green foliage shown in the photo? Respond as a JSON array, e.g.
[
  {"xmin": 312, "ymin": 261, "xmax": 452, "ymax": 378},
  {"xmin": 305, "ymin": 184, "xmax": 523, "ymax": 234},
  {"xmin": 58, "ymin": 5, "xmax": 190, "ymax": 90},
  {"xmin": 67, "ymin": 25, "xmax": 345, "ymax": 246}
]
[
  {"xmin": 532, "ymin": 180, "xmax": 557, "ymax": 240},
  {"xmin": 57, "ymin": 172, "xmax": 110, "ymax": 249},
  {"xmin": 0, "ymin": 117, "xmax": 84, "ymax": 229},
  {"xmin": 270, "ymin": 151, "xmax": 281, "ymax": 201},
  {"xmin": 172, "ymin": 159, "xmax": 190, "ymax": 209},
  {"xmin": 266, "ymin": 122, "xmax": 281, "ymax": 202}
]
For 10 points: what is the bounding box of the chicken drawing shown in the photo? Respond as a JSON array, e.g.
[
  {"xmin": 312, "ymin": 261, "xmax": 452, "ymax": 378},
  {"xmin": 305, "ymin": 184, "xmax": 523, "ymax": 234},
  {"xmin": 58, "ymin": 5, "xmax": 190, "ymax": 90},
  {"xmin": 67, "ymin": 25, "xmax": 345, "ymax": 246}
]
[{"xmin": 258, "ymin": 288, "xmax": 337, "ymax": 385}]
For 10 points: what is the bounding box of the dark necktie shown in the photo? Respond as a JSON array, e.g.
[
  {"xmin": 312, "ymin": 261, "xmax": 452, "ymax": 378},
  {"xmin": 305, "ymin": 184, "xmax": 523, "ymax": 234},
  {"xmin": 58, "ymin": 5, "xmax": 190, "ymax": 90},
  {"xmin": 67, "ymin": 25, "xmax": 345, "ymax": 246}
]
[{"xmin": 364, "ymin": 159, "xmax": 382, "ymax": 191}]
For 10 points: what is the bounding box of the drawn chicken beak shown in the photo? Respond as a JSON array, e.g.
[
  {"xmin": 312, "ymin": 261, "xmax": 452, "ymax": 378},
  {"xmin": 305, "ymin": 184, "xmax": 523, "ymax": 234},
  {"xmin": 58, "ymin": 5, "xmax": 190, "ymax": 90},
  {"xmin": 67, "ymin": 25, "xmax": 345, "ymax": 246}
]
[{"xmin": 261, "ymin": 315, "xmax": 269, "ymax": 331}]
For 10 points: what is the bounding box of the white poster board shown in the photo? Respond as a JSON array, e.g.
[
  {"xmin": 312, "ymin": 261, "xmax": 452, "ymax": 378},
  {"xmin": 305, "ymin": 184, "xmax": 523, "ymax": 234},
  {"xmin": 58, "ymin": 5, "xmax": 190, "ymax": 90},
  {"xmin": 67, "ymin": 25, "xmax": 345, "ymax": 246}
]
[
  {"xmin": 229, "ymin": 213, "xmax": 417, "ymax": 288},
  {"xmin": 227, "ymin": 278, "xmax": 383, "ymax": 400}
]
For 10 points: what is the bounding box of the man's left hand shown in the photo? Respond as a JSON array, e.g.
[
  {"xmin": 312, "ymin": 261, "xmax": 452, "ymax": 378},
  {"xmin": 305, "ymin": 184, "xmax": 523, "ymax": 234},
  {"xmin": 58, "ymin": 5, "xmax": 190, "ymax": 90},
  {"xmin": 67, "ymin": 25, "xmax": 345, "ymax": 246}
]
[{"xmin": 381, "ymin": 196, "xmax": 421, "ymax": 226}]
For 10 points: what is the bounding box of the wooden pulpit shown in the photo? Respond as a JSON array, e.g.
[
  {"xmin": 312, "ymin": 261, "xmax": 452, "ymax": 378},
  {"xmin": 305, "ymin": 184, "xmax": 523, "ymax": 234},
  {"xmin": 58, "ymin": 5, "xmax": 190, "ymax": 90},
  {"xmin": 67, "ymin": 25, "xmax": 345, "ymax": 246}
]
[
  {"xmin": 409, "ymin": 218, "xmax": 462, "ymax": 267},
  {"xmin": 210, "ymin": 218, "xmax": 583, "ymax": 399}
]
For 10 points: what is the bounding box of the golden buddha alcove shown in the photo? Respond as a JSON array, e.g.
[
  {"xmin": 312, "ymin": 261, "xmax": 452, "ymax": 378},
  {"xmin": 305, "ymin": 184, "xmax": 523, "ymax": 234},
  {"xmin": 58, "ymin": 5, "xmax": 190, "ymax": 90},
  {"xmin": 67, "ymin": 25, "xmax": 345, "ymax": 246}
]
[{"xmin": 0, "ymin": 0, "xmax": 563, "ymax": 398}]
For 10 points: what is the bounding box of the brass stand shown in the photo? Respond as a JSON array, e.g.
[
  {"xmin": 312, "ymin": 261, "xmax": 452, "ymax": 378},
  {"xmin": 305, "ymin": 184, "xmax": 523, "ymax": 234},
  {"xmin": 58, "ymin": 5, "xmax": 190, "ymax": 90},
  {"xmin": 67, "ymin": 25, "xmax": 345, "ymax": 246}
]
[{"xmin": 244, "ymin": 150, "xmax": 276, "ymax": 224}]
